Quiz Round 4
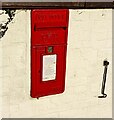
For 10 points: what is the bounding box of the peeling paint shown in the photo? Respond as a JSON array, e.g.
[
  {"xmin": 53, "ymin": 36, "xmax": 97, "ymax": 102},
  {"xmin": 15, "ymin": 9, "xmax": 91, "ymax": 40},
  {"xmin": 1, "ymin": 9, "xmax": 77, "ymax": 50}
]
[{"xmin": 0, "ymin": 10, "xmax": 16, "ymax": 39}]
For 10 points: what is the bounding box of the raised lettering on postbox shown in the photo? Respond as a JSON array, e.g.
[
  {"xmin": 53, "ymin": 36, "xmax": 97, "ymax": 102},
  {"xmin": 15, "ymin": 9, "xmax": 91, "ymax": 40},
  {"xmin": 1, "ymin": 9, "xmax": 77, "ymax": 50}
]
[
  {"xmin": 33, "ymin": 11, "xmax": 68, "ymax": 28},
  {"xmin": 35, "ymin": 14, "xmax": 65, "ymax": 21}
]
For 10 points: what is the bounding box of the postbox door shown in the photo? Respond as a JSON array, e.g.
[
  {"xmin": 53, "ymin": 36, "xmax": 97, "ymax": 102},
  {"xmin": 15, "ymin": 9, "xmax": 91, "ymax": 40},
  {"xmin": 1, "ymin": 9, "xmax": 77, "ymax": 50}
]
[{"xmin": 31, "ymin": 45, "xmax": 67, "ymax": 98}]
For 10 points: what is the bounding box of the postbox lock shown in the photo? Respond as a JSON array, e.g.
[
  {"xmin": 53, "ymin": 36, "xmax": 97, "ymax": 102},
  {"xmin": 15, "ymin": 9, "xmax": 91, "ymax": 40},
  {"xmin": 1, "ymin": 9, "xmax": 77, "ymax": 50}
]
[{"xmin": 48, "ymin": 46, "xmax": 53, "ymax": 53}]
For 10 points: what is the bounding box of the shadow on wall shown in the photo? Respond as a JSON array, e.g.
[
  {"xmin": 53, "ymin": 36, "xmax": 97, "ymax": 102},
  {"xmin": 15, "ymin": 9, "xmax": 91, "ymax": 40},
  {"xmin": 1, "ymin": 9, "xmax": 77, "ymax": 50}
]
[{"xmin": 0, "ymin": 9, "xmax": 16, "ymax": 39}]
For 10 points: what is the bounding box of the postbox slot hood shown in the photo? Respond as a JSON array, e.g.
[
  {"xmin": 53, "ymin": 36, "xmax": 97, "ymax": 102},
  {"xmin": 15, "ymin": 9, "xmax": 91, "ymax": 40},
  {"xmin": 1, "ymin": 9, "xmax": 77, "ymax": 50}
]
[{"xmin": 31, "ymin": 9, "xmax": 69, "ymax": 28}]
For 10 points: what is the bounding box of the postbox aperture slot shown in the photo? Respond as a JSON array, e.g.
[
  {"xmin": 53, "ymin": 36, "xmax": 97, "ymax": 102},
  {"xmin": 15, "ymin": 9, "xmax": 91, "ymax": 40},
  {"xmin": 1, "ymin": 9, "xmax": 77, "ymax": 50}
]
[
  {"xmin": 32, "ymin": 9, "xmax": 69, "ymax": 28},
  {"xmin": 32, "ymin": 28, "xmax": 66, "ymax": 46}
]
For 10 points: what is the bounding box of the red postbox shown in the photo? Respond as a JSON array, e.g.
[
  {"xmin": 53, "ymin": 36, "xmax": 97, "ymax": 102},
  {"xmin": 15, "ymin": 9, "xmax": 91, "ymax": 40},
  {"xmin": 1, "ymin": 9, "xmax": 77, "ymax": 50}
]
[{"xmin": 31, "ymin": 9, "xmax": 69, "ymax": 98}]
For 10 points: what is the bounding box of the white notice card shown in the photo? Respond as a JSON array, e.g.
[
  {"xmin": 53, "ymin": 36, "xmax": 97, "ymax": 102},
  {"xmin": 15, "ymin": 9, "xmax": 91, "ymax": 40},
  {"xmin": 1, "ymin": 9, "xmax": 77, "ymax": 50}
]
[{"xmin": 42, "ymin": 54, "xmax": 57, "ymax": 81}]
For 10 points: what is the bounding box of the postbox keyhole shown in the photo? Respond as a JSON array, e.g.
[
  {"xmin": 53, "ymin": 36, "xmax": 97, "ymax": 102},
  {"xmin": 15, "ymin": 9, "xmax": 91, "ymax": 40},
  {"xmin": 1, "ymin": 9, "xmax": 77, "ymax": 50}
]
[{"xmin": 48, "ymin": 46, "xmax": 53, "ymax": 53}]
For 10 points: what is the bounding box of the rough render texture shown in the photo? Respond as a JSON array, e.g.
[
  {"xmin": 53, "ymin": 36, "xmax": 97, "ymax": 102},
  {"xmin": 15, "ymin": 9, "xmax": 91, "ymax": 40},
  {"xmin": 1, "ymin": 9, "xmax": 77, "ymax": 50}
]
[{"xmin": 0, "ymin": 9, "xmax": 112, "ymax": 118}]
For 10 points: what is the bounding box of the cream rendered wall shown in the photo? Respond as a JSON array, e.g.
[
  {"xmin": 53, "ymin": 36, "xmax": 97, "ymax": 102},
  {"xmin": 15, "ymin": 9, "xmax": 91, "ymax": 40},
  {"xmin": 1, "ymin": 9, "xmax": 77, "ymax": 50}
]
[{"xmin": 0, "ymin": 9, "xmax": 112, "ymax": 118}]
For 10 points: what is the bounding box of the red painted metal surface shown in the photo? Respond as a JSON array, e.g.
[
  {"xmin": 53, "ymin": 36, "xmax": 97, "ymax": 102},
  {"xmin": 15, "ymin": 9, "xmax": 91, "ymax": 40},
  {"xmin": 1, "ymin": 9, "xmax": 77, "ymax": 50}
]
[
  {"xmin": 31, "ymin": 9, "xmax": 69, "ymax": 98},
  {"xmin": 31, "ymin": 9, "xmax": 69, "ymax": 28}
]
